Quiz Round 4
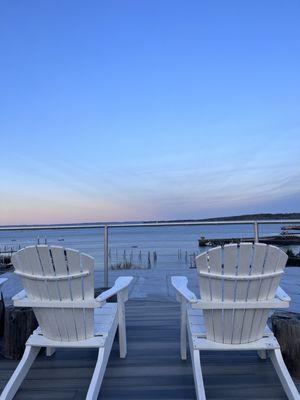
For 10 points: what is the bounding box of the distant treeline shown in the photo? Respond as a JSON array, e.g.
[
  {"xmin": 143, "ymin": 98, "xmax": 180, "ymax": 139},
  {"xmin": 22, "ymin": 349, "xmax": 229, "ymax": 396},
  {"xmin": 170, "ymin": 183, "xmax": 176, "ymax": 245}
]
[
  {"xmin": 147, "ymin": 213, "xmax": 300, "ymax": 223},
  {"xmin": 200, "ymin": 213, "xmax": 300, "ymax": 222}
]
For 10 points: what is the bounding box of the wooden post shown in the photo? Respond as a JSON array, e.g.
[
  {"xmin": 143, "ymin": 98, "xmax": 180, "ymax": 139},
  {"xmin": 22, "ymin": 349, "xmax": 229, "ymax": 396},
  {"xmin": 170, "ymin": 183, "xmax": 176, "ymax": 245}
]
[
  {"xmin": 153, "ymin": 251, "xmax": 157, "ymax": 263},
  {"xmin": 3, "ymin": 306, "xmax": 38, "ymax": 360},
  {"xmin": 271, "ymin": 311, "xmax": 300, "ymax": 378}
]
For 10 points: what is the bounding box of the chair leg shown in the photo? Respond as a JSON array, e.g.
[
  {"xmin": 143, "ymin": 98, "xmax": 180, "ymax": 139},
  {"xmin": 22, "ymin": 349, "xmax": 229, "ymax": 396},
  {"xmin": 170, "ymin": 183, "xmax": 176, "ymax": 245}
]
[
  {"xmin": 117, "ymin": 297, "xmax": 127, "ymax": 358},
  {"xmin": 257, "ymin": 350, "xmax": 267, "ymax": 360},
  {"xmin": 180, "ymin": 300, "xmax": 187, "ymax": 360},
  {"xmin": 86, "ymin": 348, "xmax": 107, "ymax": 400},
  {"xmin": 0, "ymin": 345, "xmax": 40, "ymax": 400},
  {"xmin": 190, "ymin": 349, "xmax": 207, "ymax": 400},
  {"xmin": 187, "ymin": 319, "xmax": 206, "ymax": 400},
  {"xmin": 269, "ymin": 348, "xmax": 300, "ymax": 400},
  {"xmin": 46, "ymin": 347, "xmax": 56, "ymax": 357}
]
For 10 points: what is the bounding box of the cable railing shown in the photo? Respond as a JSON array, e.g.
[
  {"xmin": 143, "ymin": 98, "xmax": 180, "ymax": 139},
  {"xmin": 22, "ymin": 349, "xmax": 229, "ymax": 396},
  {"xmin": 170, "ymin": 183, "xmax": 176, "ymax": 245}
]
[{"xmin": 0, "ymin": 219, "xmax": 300, "ymax": 287}]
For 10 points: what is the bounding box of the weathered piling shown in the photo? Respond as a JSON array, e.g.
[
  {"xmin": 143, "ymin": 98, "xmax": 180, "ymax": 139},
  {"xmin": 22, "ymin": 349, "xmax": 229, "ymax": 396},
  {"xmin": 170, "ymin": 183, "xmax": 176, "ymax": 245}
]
[
  {"xmin": 271, "ymin": 312, "xmax": 300, "ymax": 378},
  {"xmin": 3, "ymin": 306, "xmax": 38, "ymax": 360}
]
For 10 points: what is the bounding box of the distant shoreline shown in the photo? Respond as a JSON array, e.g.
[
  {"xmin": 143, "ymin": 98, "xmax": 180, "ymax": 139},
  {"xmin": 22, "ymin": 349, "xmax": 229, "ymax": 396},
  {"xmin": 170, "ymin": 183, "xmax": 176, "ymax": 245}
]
[
  {"xmin": 1, "ymin": 213, "xmax": 300, "ymax": 229},
  {"xmin": 153, "ymin": 213, "xmax": 300, "ymax": 223}
]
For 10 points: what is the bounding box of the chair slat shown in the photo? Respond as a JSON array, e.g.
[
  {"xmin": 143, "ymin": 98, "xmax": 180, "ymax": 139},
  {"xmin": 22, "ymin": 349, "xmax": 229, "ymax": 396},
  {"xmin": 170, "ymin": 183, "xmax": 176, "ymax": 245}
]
[
  {"xmin": 15, "ymin": 247, "xmax": 43, "ymax": 301},
  {"xmin": 49, "ymin": 247, "xmax": 70, "ymax": 299},
  {"xmin": 36, "ymin": 246, "xmax": 65, "ymax": 341},
  {"xmin": 12, "ymin": 252, "xmax": 36, "ymax": 301},
  {"xmin": 208, "ymin": 247, "xmax": 223, "ymax": 342},
  {"xmin": 49, "ymin": 246, "xmax": 78, "ymax": 340},
  {"xmin": 36, "ymin": 245, "xmax": 61, "ymax": 300},
  {"xmin": 251, "ymin": 243, "xmax": 268, "ymax": 274},
  {"xmin": 81, "ymin": 253, "xmax": 95, "ymax": 338},
  {"xmin": 196, "ymin": 253, "xmax": 214, "ymax": 340},
  {"xmin": 25, "ymin": 247, "xmax": 63, "ymax": 340},
  {"xmin": 251, "ymin": 246, "xmax": 287, "ymax": 341},
  {"xmin": 232, "ymin": 243, "xmax": 252, "ymax": 343},
  {"xmin": 66, "ymin": 249, "xmax": 86, "ymax": 340},
  {"xmin": 268, "ymin": 251, "xmax": 288, "ymax": 299},
  {"xmin": 82, "ymin": 253, "xmax": 94, "ymax": 299},
  {"xmin": 241, "ymin": 244, "xmax": 267, "ymax": 342},
  {"xmin": 223, "ymin": 245, "xmax": 238, "ymax": 343},
  {"xmin": 22, "ymin": 247, "xmax": 46, "ymax": 300},
  {"xmin": 237, "ymin": 243, "xmax": 253, "ymax": 275}
]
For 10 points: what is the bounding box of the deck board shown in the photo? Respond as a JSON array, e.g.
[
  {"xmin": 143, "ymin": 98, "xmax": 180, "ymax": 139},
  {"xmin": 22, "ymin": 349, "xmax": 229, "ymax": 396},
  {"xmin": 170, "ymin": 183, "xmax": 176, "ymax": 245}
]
[{"xmin": 0, "ymin": 300, "xmax": 300, "ymax": 399}]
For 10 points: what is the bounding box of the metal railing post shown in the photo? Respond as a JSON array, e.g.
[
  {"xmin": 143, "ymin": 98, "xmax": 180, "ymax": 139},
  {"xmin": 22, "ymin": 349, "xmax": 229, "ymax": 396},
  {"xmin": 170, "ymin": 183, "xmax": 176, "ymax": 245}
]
[
  {"xmin": 103, "ymin": 225, "xmax": 109, "ymax": 288},
  {"xmin": 254, "ymin": 222, "xmax": 259, "ymax": 243}
]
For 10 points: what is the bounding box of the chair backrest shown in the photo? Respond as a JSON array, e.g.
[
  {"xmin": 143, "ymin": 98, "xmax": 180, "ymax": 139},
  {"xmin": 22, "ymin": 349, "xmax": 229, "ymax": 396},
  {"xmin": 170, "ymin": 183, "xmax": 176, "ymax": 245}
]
[
  {"xmin": 196, "ymin": 243, "xmax": 288, "ymax": 344},
  {"xmin": 12, "ymin": 245, "xmax": 95, "ymax": 342}
]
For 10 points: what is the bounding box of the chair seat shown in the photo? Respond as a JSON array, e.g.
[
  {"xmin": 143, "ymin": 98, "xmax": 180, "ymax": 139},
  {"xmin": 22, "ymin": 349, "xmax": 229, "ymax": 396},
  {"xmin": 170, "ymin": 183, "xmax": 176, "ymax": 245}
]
[
  {"xmin": 27, "ymin": 303, "xmax": 118, "ymax": 349},
  {"xmin": 187, "ymin": 307, "xmax": 280, "ymax": 351}
]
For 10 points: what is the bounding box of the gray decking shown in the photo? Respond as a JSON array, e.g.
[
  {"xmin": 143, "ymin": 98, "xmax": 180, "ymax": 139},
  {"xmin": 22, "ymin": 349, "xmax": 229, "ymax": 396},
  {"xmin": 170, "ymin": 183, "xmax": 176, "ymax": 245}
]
[{"xmin": 1, "ymin": 300, "xmax": 300, "ymax": 399}]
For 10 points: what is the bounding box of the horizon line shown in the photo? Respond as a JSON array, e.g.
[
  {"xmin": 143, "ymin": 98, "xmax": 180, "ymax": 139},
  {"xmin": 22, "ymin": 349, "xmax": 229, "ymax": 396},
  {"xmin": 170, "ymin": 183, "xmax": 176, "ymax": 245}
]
[{"xmin": 1, "ymin": 212, "xmax": 300, "ymax": 229}]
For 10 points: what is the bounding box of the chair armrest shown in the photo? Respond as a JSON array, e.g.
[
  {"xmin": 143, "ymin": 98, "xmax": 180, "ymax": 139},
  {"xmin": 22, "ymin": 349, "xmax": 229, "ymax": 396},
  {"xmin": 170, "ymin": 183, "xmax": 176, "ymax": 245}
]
[
  {"xmin": 171, "ymin": 276, "xmax": 197, "ymax": 303},
  {"xmin": 12, "ymin": 289, "xmax": 27, "ymax": 301},
  {"xmin": 275, "ymin": 286, "xmax": 291, "ymax": 302},
  {"xmin": 0, "ymin": 277, "xmax": 8, "ymax": 287},
  {"xmin": 12, "ymin": 289, "xmax": 102, "ymax": 308},
  {"xmin": 95, "ymin": 276, "xmax": 133, "ymax": 303}
]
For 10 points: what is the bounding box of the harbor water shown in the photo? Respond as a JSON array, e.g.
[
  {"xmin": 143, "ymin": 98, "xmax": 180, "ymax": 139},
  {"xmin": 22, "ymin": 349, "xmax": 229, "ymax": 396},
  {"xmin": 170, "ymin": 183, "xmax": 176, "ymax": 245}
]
[{"xmin": 0, "ymin": 224, "xmax": 299, "ymax": 271}]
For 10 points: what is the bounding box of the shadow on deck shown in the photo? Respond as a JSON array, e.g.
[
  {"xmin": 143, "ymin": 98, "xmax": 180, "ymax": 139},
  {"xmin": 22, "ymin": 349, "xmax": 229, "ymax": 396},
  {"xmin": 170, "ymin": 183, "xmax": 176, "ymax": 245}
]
[{"xmin": 0, "ymin": 300, "xmax": 300, "ymax": 399}]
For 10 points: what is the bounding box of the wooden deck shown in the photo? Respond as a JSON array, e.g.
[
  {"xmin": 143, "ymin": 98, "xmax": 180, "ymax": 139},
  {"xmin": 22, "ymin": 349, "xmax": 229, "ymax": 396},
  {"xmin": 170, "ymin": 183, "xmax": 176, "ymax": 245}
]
[{"xmin": 0, "ymin": 300, "xmax": 299, "ymax": 399}]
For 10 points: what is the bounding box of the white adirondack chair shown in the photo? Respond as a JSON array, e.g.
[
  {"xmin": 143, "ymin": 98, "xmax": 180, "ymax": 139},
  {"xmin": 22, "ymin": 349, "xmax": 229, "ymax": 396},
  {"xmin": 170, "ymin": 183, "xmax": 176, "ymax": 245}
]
[
  {"xmin": 172, "ymin": 243, "xmax": 300, "ymax": 400},
  {"xmin": 0, "ymin": 245, "xmax": 133, "ymax": 400}
]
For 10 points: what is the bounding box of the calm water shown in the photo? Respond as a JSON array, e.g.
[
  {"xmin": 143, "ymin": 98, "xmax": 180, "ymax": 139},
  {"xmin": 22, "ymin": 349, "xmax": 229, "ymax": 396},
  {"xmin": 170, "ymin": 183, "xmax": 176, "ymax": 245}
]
[{"xmin": 0, "ymin": 224, "xmax": 299, "ymax": 270}]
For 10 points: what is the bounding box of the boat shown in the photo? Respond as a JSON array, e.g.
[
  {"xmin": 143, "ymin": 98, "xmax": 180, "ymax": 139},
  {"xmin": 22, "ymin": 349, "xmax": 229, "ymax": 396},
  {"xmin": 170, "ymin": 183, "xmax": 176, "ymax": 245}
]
[
  {"xmin": 281, "ymin": 226, "xmax": 300, "ymax": 230},
  {"xmin": 198, "ymin": 235, "xmax": 300, "ymax": 247}
]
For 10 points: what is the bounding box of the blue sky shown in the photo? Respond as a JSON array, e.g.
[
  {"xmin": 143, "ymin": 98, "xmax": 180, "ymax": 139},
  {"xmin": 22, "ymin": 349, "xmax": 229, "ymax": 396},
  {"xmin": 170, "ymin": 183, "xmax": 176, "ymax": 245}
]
[{"xmin": 0, "ymin": 1, "xmax": 299, "ymax": 224}]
